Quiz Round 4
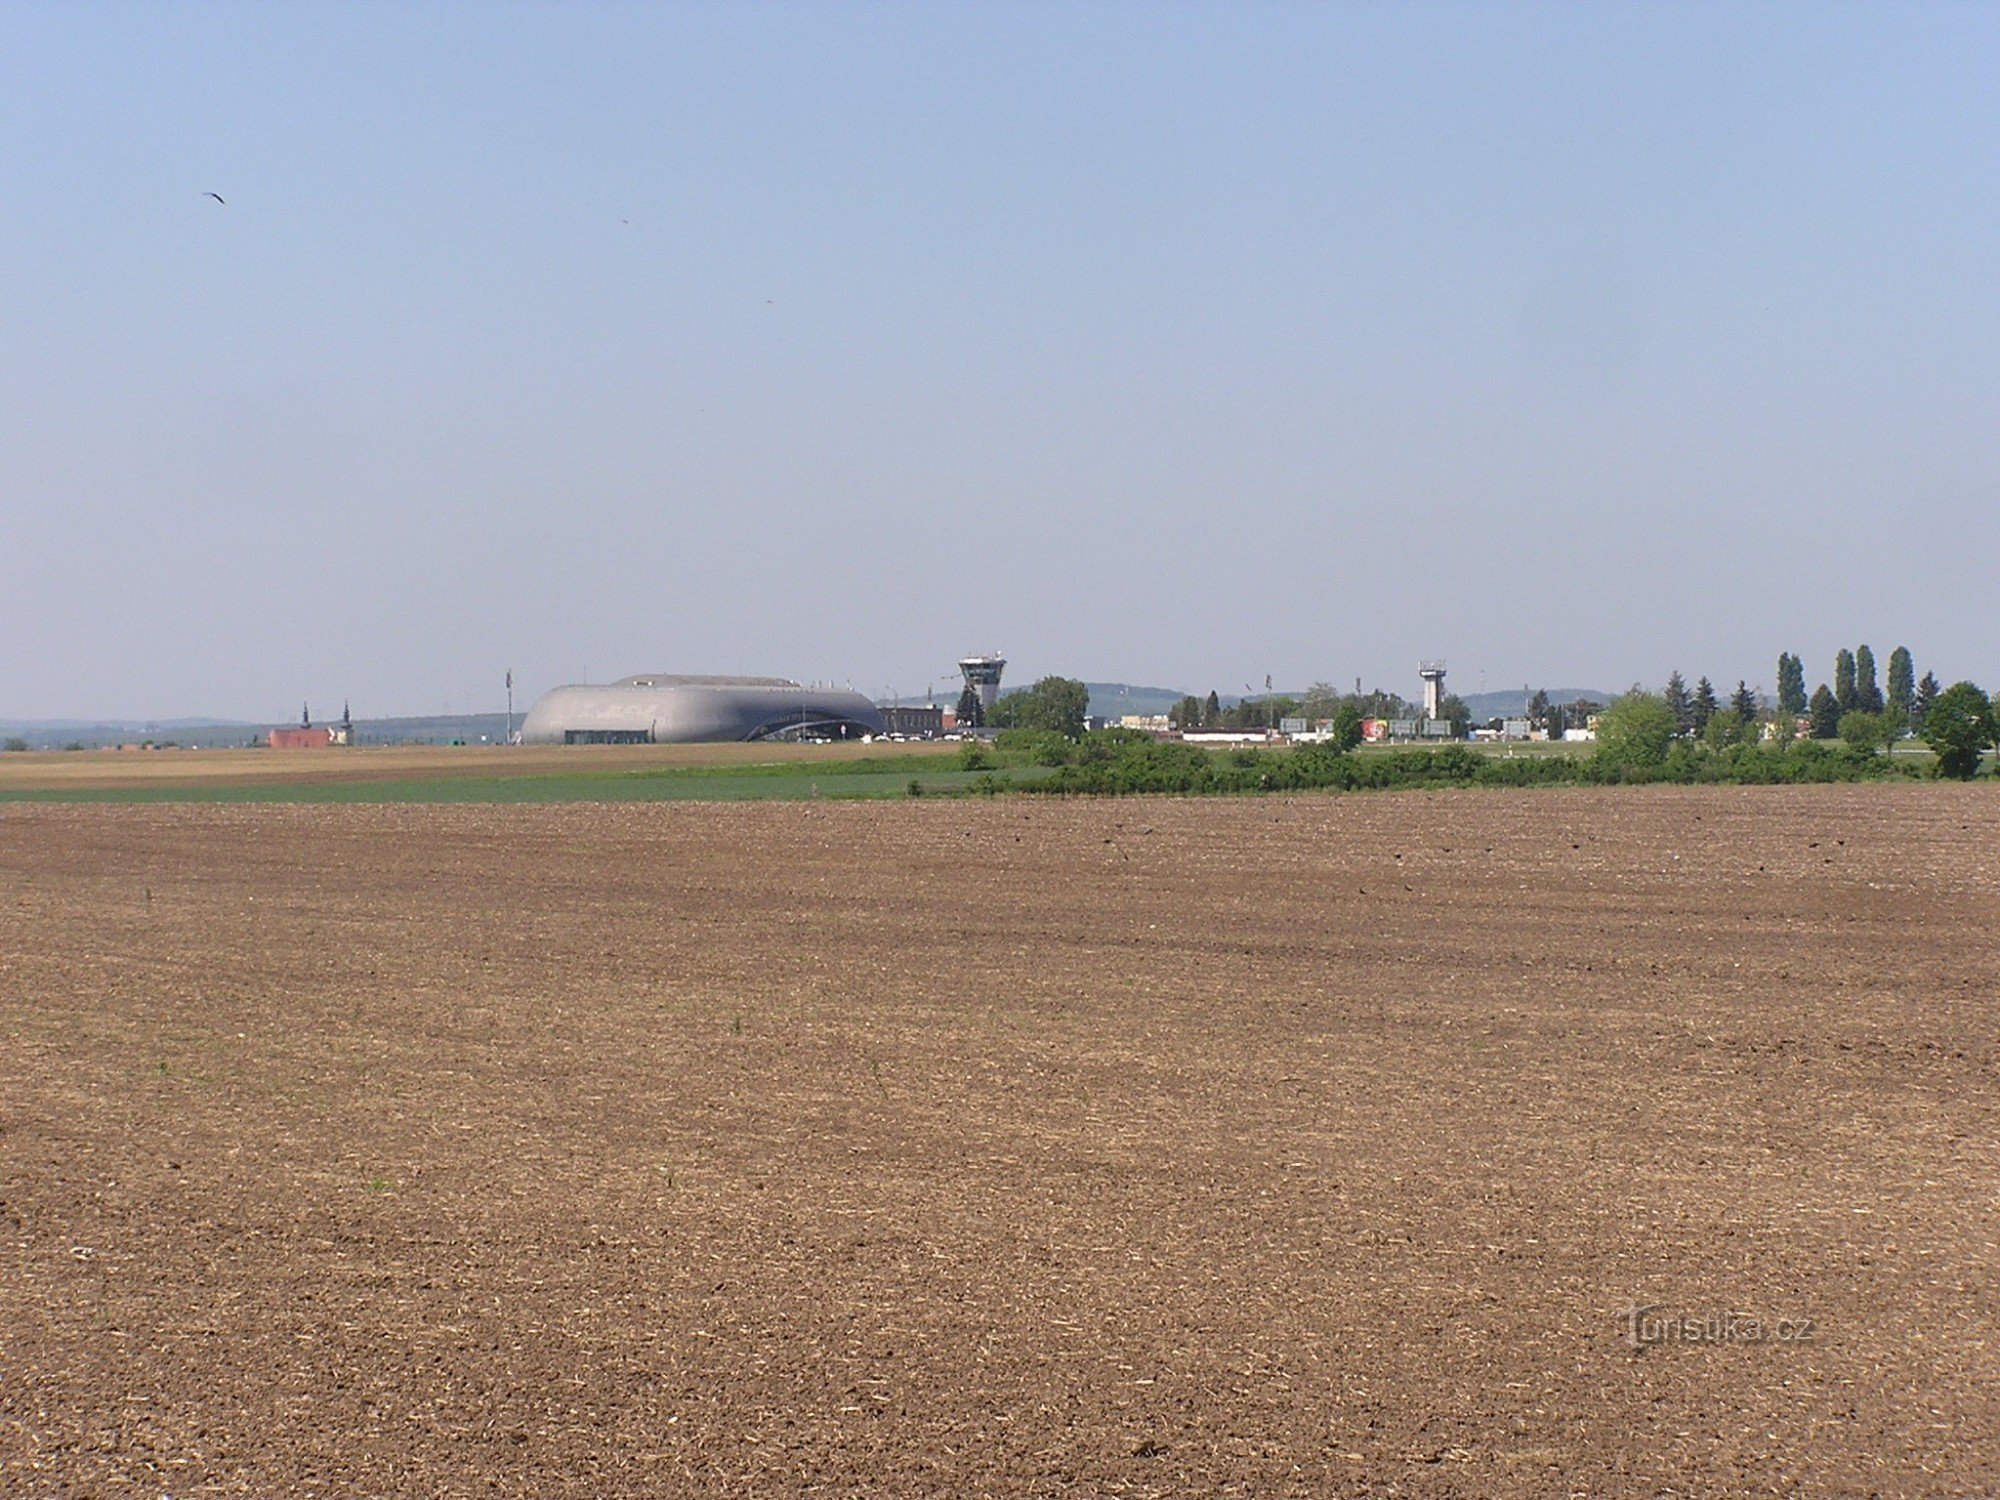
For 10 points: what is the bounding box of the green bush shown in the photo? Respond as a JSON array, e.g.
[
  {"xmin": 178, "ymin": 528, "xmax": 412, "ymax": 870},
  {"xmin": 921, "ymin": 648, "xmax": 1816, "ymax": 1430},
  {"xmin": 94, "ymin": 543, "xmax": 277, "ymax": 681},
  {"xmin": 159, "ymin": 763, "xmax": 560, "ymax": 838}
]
[
  {"xmin": 1594, "ymin": 691, "xmax": 1677, "ymax": 773},
  {"xmin": 1838, "ymin": 710, "xmax": 1891, "ymax": 752},
  {"xmin": 1023, "ymin": 730, "xmax": 1912, "ymax": 799},
  {"xmin": 1922, "ymin": 682, "xmax": 1995, "ymax": 779},
  {"xmin": 994, "ymin": 728, "xmax": 1073, "ymax": 766}
]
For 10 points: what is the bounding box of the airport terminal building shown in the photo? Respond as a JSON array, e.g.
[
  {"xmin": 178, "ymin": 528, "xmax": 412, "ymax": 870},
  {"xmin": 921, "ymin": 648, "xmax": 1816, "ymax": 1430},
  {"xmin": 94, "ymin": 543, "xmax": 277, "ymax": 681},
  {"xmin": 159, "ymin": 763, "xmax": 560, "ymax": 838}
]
[{"xmin": 518, "ymin": 675, "xmax": 884, "ymax": 745}]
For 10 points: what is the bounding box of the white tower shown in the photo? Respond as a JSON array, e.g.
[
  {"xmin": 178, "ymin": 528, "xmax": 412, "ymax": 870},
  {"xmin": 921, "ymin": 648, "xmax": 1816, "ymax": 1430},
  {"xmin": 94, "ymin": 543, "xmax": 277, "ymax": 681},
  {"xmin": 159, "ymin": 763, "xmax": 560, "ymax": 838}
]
[
  {"xmin": 1419, "ymin": 661, "xmax": 1447, "ymax": 720},
  {"xmin": 958, "ymin": 653, "xmax": 1006, "ymax": 717}
]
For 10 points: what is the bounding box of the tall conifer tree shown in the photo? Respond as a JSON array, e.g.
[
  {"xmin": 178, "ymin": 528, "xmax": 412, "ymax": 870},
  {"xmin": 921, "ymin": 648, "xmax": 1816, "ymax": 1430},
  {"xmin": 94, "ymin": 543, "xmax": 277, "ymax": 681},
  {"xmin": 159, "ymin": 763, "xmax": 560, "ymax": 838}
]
[
  {"xmin": 1691, "ymin": 677, "xmax": 1719, "ymax": 733},
  {"xmin": 1664, "ymin": 671, "xmax": 1694, "ymax": 734},
  {"xmin": 1855, "ymin": 645, "xmax": 1884, "ymax": 714},
  {"xmin": 1776, "ymin": 653, "xmax": 1807, "ymax": 715},
  {"xmin": 1886, "ymin": 647, "xmax": 1915, "ymax": 725}
]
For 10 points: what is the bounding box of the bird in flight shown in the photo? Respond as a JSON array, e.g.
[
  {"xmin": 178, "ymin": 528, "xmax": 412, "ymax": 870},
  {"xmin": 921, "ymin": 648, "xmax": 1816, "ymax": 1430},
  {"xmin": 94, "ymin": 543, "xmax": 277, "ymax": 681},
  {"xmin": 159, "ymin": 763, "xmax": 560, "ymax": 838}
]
[{"xmin": 203, "ymin": 192, "xmax": 226, "ymax": 205}]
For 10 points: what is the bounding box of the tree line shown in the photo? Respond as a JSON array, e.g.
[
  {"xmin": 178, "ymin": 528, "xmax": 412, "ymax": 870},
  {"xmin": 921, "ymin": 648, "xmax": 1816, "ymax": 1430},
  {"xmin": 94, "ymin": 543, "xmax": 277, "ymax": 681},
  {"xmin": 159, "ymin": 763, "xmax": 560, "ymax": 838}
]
[
  {"xmin": 969, "ymin": 651, "xmax": 1995, "ymax": 783},
  {"xmin": 1167, "ymin": 682, "xmax": 1474, "ymax": 735},
  {"xmin": 1595, "ymin": 648, "xmax": 1992, "ymax": 779},
  {"xmin": 1774, "ymin": 644, "xmax": 1942, "ymax": 744}
]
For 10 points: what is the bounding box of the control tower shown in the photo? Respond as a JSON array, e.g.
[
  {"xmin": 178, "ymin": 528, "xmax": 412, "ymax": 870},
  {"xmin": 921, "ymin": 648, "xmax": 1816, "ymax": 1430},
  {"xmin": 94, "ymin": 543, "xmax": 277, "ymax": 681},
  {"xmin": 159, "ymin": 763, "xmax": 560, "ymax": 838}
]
[
  {"xmin": 958, "ymin": 653, "xmax": 1006, "ymax": 718},
  {"xmin": 1419, "ymin": 660, "xmax": 1448, "ymax": 720}
]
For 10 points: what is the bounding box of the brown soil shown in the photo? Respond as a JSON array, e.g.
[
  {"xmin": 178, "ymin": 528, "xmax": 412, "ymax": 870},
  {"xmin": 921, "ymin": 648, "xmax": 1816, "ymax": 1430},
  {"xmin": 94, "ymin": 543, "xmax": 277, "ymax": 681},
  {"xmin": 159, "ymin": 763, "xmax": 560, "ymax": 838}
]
[{"xmin": 3, "ymin": 785, "xmax": 1996, "ymax": 1496}]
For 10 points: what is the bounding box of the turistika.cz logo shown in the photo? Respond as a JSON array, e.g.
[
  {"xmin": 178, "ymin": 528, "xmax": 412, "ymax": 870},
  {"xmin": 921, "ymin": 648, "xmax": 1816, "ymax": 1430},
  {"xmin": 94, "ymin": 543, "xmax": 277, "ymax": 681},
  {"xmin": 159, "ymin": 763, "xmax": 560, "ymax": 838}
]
[{"xmin": 1622, "ymin": 1304, "xmax": 1816, "ymax": 1349}]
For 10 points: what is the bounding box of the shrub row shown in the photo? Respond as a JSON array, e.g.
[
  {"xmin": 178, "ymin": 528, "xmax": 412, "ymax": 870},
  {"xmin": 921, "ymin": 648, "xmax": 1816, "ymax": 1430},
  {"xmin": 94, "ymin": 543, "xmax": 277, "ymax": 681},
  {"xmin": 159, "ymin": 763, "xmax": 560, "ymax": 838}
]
[{"xmin": 1017, "ymin": 733, "xmax": 1911, "ymax": 797}]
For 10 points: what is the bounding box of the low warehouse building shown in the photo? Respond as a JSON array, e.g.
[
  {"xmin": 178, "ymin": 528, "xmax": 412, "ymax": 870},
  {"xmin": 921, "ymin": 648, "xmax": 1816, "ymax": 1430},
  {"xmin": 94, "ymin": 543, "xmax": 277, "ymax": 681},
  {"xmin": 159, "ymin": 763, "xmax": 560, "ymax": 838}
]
[{"xmin": 519, "ymin": 674, "xmax": 885, "ymax": 745}]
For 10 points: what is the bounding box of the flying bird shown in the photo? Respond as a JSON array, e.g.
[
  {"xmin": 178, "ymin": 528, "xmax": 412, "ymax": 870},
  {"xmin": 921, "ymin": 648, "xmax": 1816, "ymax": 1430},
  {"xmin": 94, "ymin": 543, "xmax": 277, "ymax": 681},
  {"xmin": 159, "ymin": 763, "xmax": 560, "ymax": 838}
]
[{"xmin": 203, "ymin": 192, "xmax": 226, "ymax": 205}]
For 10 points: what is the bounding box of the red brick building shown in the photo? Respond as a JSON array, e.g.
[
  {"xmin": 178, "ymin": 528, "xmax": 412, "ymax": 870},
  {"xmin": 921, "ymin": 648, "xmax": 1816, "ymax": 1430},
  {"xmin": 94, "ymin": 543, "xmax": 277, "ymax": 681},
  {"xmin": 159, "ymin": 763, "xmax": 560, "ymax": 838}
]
[{"xmin": 267, "ymin": 726, "xmax": 332, "ymax": 750}]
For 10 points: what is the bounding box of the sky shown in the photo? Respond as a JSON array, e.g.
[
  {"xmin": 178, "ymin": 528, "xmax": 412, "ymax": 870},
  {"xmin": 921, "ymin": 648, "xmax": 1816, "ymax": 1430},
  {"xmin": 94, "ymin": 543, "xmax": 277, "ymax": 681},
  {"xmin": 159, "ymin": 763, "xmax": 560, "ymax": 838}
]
[{"xmin": 3, "ymin": 0, "xmax": 1996, "ymax": 720}]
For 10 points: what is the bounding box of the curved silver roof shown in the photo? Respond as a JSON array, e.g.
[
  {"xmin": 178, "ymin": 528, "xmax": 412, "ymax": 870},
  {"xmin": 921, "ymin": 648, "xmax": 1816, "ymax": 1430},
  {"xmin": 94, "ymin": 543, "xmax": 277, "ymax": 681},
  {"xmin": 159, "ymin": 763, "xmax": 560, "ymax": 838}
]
[
  {"xmin": 519, "ymin": 675, "xmax": 884, "ymax": 745},
  {"xmin": 612, "ymin": 674, "xmax": 799, "ymax": 689}
]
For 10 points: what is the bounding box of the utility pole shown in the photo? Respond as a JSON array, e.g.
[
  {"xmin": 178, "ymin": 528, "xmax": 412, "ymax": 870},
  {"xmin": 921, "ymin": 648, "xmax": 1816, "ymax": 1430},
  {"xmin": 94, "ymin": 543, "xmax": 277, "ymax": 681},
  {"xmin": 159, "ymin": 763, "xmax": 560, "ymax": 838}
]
[{"xmin": 505, "ymin": 670, "xmax": 514, "ymax": 746}]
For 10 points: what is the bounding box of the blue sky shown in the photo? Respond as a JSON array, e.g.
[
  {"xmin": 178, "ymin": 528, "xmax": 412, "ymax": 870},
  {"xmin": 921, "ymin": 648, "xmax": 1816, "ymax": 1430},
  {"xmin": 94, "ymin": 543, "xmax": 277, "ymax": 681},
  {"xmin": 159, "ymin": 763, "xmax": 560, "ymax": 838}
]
[{"xmin": 4, "ymin": 1, "xmax": 1995, "ymax": 718}]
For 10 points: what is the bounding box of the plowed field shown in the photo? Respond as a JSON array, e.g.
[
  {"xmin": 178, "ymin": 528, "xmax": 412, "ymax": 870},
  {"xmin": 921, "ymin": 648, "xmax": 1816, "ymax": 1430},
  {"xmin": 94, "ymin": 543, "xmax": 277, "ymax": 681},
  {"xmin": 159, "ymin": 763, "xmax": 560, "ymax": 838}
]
[{"xmin": 4, "ymin": 785, "xmax": 1996, "ymax": 1495}]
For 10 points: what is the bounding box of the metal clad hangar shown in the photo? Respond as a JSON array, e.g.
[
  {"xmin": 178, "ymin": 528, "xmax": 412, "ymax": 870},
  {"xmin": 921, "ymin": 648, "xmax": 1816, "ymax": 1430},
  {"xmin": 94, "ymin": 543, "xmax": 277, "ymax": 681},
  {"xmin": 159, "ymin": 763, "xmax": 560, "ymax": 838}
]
[{"xmin": 519, "ymin": 674, "xmax": 885, "ymax": 745}]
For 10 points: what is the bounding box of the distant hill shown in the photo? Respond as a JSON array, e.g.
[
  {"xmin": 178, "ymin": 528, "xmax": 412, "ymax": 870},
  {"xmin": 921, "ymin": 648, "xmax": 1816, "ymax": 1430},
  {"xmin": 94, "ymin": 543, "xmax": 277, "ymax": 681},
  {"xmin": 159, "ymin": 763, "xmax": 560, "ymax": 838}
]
[
  {"xmin": 352, "ymin": 713, "xmax": 513, "ymax": 745},
  {"xmin": 0, "ymin": 718, "xmax": 258, "ymax": 750},
  {"xmin": 0, "ymin": 712, "xmax": 513, "ymax": 750}
]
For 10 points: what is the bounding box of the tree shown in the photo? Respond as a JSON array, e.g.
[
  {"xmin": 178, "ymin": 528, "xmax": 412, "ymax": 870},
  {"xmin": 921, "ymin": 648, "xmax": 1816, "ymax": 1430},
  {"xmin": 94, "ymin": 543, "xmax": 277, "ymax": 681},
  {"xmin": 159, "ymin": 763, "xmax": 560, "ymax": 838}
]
[
  {"xmin": 1349, "ymin": 687, "xmax": 1413, "ymax": 720},
  {"xmin": 1005, "ymin": 676, "xmax": 1090, "ymax": 739},
  {"xmin": 1244, "ymin": 694, "xmax": 1301, "ymax": 731},
  {"xmin": 1703, "ymin": 709, "xmax": 1746, "ymax": 749},
  {"xmin": 1808, "ymin": 684, "xmax": 1841, "ymax": 739},
  {"xmin": 1169, "ymin": 695, "xmax": 1204, "ymax": 730},
  {"xmin": 1914, "ymin": 671, "xmax": 1941, "ymax": 725},
  {"xmin": 1729, "ymin": 681, "xmax": 1758, "ymax": 724},
  {"xmin": 1663, "ymin": 671, "xmax": 1693, "ymax": 735},
  {"xmin": 1595, "ymin": 691, "xmax": 1677, "ymax": 771},
  {"xmin": 1922, "ymin": 681, "xmax": 1995, "ymax": 779},
  {"xmin": 1838, "ymin": 711, "xmax": 1892, "ymax": 753},
  {"xmin": 1854, "ymin": 645, "xmax": 1884, "ymax": 714},
  {"xmin": 1327, "ymin": 705, "xmax": 1364, "ymax": 752},
  {"xmin": 1527, "ymin": 688, "xmax": 1552, "ymax": 732},
  {"xmin": 1776, "ymin": 653, "xmax": 1808, "ymax": 716},
  {"xmin": 1434, "ymin": 693, "xmax": 1472, "ymax": 736},
  {"xmin": 1300, "ymin": 682, "xmax": 1341, "ymax": 720},
  {"xmin": 955, "ymin": 683, "xmax": 983, "ymax": 729},
  {"xmin": 1886, "ymin": 647, "xmax": 1915, "ymax": 728},
  {"xmin": 1691, "ymin": 677, "xmax": 1719, "ymax": 735},
  {"xmin": 1204, "ymin": 690, "xmax": 1221, "ymax": 728},
  {"xmin": 1834, "ymin": 649, "xmax": 1858, "ymax": 712}
]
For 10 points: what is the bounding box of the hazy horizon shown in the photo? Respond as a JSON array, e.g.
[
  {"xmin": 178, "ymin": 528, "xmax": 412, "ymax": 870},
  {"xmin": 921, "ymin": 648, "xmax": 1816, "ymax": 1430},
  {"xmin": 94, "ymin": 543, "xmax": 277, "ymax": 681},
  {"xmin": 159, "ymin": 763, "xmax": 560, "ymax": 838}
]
[{"xmin": 5, "ymin": 2, "xmax": 1995, "ymax": 721}]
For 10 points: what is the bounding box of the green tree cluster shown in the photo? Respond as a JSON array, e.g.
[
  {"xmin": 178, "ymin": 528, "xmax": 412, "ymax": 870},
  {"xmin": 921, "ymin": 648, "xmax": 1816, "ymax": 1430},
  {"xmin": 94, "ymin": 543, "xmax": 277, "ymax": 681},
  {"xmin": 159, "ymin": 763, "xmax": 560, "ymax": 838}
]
[
  {"xmin": 1028, "ymin": 728, "xmax": 1907, "ymax": 797},
  {"xmin": 988, "ymin": 676, "xmax": 1091, "ymax": 739},
  {"xmin": 1661, "ymin": 671, "xmax": 1745, "ymax": 738},
  {"xmin": 1595, "ymin": 691, "xmax": 1678, "ymax": 771},
  {"xmin": 1922, "ymin": 682, "xmax": 1995, "ymax": 779},
  {"xmin": 1170, "ymin": 682, "xmax": 1419, "ymax": 735},
  {"xmin": 1782, "ymin": 644, "xmax": 1917, "ymax": 739}
]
